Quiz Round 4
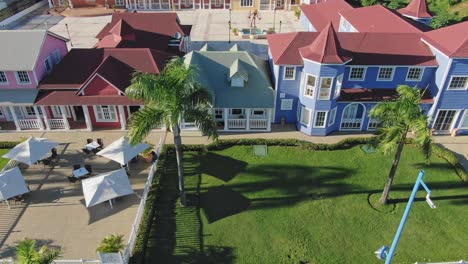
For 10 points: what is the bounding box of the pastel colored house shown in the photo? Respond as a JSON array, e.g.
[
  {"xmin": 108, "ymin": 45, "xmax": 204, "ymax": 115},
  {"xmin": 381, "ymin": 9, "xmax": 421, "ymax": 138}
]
[
  {"xmin": 184, "ymin": 45, "xmax": 275, "ymax": 131},
  {"xmin": 0, "ymin": 30, "xmax": 68, "ymax": 131},
  {"xmin": 269, "ymin": 0, "xmax": 468, "ymax": 136}
]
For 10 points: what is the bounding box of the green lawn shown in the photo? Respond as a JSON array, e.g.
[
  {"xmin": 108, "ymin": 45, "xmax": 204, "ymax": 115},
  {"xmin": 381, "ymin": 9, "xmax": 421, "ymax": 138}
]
[
  {"xmin": 148, "ymin": 145, "xmax": 467, "ymax": 264},
  {"xmin": 0, "ymin": 149, "xmax": 9, "ymax": 169}
]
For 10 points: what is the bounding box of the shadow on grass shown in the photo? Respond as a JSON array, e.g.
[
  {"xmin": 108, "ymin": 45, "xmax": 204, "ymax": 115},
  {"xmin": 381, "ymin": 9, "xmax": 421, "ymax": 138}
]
[
  {"xmin": 200, "ymin": 152, "xmax": 247, "ymax": 182},
  {"xmin": 200, "ymin": 187, "xmax": 250, "ymax": 223}
]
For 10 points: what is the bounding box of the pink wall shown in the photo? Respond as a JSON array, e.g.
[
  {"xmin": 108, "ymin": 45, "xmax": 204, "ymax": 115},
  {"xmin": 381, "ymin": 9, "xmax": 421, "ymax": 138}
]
[
  {"xmin": 1, "ymin": 71, "xmax": 35, "ymax": 88},
  {"xmin": 34, "ymin": 34, "xmax": 68, "ymax": 84},
  {"xmin": 83, "ymin": 75, "xmax": 121, "ymax": 96}
]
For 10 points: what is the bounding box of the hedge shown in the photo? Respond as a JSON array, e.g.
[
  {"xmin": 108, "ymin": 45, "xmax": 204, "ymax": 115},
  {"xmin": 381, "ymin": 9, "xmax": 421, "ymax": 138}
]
[
  {"xmin": 0, "ymin": 141, "xmax": 20, "ymax": 149},
  {"xmin": 129, "ymin": 146, "xmax": 167, "ymax": 264},
  {"xmin": 431, "ymin": 143, "xmax": 467, "ymax": 181}
]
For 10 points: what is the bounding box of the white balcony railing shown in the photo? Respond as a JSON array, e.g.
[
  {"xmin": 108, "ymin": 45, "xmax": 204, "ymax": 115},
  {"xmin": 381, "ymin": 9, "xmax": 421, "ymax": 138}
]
[
  {"xmin": 18, "ymin": 119, "xmax": 40, "ymax": 129},
  {"xmin": 340, "ymin": 118, "xmax": 362, "ymax": 130},
  {"xmin": 48, "ymin": 119, "xmax": 66, "ymax": 129},
  {"xmin": 250, "ymin": 119, "xmax": 268, "ymax": 129},
  {"xmin": 260, "ymin": 3, "xmax": 270, "ymax": 9},
  {"xmin": 228, "ymin": 119, "xmax": 246, "ymax": 129}
]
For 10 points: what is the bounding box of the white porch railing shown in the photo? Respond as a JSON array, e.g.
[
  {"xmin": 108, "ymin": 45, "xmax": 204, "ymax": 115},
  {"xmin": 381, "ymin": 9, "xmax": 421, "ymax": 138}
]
[
  {"xmin": 122, "ymin": 133, "xmax": 166, "ymax": 263},
  {"xmin": 260, "ymin": 3, "xmax": 270, "ymax": 9},
  {"xmin": 18, "ymin": 119, "xmax": 40, "ymax": 129},
  {"xmin": 228, "ymin": 119, "xmax": 246, "ymax": 129},
  {"xmin": 48, "ymin": 119, "xmax": 66, "ymax": 129},
  {"xmin": 52, "ymin": 260, "xmax": 101, "ymax": 264},
  {"xmin": 340, "ymin": 118, "xmax": 362, "ymax": 130},
  {"xmin": 250, "ymin": 119, "xmax": 268, "ymax": 129}
]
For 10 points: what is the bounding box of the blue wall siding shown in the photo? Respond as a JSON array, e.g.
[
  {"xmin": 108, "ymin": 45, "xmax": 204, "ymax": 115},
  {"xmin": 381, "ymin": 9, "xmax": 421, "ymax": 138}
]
[
  {"xmin": 343, "ymin": 66, "xmax": 436, "ymax": 89},
  {"xmin": 274, "ymin": 65, "xmax": 303, "ymax": 123},
  {"xmin": 437, "ymin": 59, "xmax": 468, "ymax": 110}
]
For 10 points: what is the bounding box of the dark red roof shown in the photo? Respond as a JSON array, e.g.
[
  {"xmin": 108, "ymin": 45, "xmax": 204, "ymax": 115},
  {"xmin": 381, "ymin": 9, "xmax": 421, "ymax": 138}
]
[
  {"xmin": 35, "ymin": 91, "xmax": 141, "ymax": 106},
  {"xmin": 299, "ymin": 23, "xmax": 350, "ymax": 64},
  {"xmin": 299, "ymin": 0, "xmax": 353, "ymax": 31},
  {"xmin": 39, "ymin": 48, "xmax": 174, "ymax": 89},
  {"xmin": 338, "ymin": 88, "xmax": 433, "ymax": 103},
  {"xmin": 268, "ymin": 32, "xmax": 437, "ymax": 66},
  {"xmin": 340, "ymin": 5, "xmax": 424, "ymax": 33},
  {"xmin": 423, "ymin": 21, "xmax": 468, "ymax": 58},
  {"xmin": 398, "ymin": 0, "xmax": 433, "ymax": 18}
]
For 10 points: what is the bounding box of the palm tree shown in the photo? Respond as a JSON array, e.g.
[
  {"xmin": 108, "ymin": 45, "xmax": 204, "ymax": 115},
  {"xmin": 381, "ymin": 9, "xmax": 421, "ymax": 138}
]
[
  {"xmin": 370, "ymin": 85, "xmax": 432, "ymax": 205},
  {"xmin": 16, "ymin": 238, "xmax": 61, "ymax": 264},
  {"xmin": 126, "ymin": 57, "xmax": 218, "ymax": 206},
  {"xmin": 96, "ymin": 234, "xmax": 125, "ymax": 253}
]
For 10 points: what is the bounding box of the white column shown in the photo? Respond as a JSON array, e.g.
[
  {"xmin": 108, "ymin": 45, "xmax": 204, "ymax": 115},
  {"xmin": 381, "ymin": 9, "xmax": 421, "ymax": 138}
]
[
  {"xmin": 134, "ymin": 0, "xmax": 137, "ymax": 8},
  {"xmin": 60, "ymin": 105, "xmax": 70, "ymax": 130},
  {"xmin": 209, "ymin": 0, "xmax": 211, "ymax": 9},
  {"xmin": 9, "ymin": 106, "xmax": 20, "ymax": 131},
  {"xmin": 125, "ymin": 0, "xmax": 129, "ymax": 8},
  {"xmin": 33, "ymin": 106, "xmax": 45, "ymax": 130},
  {"xmin": 224, "ymin": 108, "xmax": 229, "ymax": 131},
  {"xmin": 143, "ymin": 0, "xmax": 147, "ymax": 9},
  {"xmin": 40, "ymin": 106, "xmax": 51, "ymax": 130},
  {"xmin": 82, "ymin": 106, "xmax": 93, "ymax": 131},
  {"xmin": 118, "ymin": 105, "xmax": 126, "ymax": 130},
  {"xmin": 267, "ymin": 108, "xmax": 272, "ymax": 131},
  {"xmin": 193, "ymin": 0, "xmax": 195, "ymax": 9},
  {"xmin": 159, "ymin": 0, "xmax": 162, "ymax": 9},
  {"xmin": 246, "ymin": 108, "xmax": 250, "ymax": 130},
  {"xmin": 70, "ymin": 106, "xmax": 77, "ymax": 121},
  {"xmin": 223, "ymin": 0, "xmax": 225, "ymax": 9},
  {"xmin": 47, "ymin": 0, "xmax": 53, "ymax": 8}
]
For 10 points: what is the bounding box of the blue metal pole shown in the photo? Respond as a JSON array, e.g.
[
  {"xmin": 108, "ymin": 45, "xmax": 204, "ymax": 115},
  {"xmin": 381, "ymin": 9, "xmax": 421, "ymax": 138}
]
[{"xmin": 384, "ymin": 170, "xmax": 425, "ymax": 264}]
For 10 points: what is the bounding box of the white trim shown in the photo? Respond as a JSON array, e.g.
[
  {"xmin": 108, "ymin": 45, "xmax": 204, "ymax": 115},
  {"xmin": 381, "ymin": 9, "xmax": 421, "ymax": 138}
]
[
  {"xmin": 283, "ymin": 66, "xmax": 296, "ymax": 80},
  {"xmin": 377, "ymin": 66, "xmax": 395, "ymax": 81},
  {"xmin": 339, "ymin": 103, "xmax": 366, "ymax": 131},
  {"xmin": 447, "ymin": 75, "xmax": 468, "ymax": 90},
  {"xmin": 0, "ymin": 71, "xmax": 8, "ymax": 85},
  {"xmin": 93, "ymin": 105, "xmax": 118, "ymax": 122},
  {"xmin": 240, "ymin": 0, "xmax": 253, "ymax": 6},
  {"xmin": 428, "ymin": 58, "xmax": 453, "ymax": 118},
  {"xmin": 313, "ymin": 110, "xmax": 327, "ymax": 128},
  {"xmin": 367, "ymin": 118, "xmax": 380, "ymax": 131},
  {"xmin": 459, "ymin": 110, "xmax": 468, "ymax": 129},
  {"xmin": 78, "ymin": 73, "xmax": 125, "ymax": 95},
  {"xmin": 348, "ymin": 66, "xmax": 367, "ymax": 81},
  {"xmin": 420, "ymin": 38, "xmax": 450, "ymax": 59},
  {"xmin": 328, "ymin": 107, "xmax": 337, "ymax": 126},
  {"xmin": 51, "ymin": 105, "xmax": 71, "ymax": 118},
  {"xmin": 334, "ymin": 74, "xmax": 343, "ymax": 99},
  {"xmin": 432, "ymin": 109, "xmax": 460, "ymax": 132},
  {"xmin": 303, "ymin": 74, "xmax": 317, "ymax": 98},
  {"xmin": 15, "ymin": 71, "xmax": 31, "ymax": 84},
  {"xmin": 300, "ymin": 106, "xmax": 311, "ymax": 127},
  {"xmin": 280, "ymin": 99, "xmax": 294, "ymax": 110},
  {"xmin": 301, "ymin": 57, "xmax": 353, "ymax": 66},
  {"xmin": 405, "ymin": 67, "xmax": 425, "ymax": 81},
  {"xmin": 318, "ymin": 77, "xmax": 333, "ymax": 100}
]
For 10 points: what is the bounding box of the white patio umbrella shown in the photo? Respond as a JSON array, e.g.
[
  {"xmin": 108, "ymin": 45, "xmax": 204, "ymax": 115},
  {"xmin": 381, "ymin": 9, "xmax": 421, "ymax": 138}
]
[
  {"xmin": 82, "ymin": 168, "xmax": 134, "ymax": 208},
  {"xmin": 96, "ymin": 136, "xmax": 150, "ymax": 166},
  {"xmin": 0, "ymin": 167, "xmax": 30, "ymax": 208},
  {"xmin": 2, "ymin": 137, "xmax": 59, "ymax": 165}
]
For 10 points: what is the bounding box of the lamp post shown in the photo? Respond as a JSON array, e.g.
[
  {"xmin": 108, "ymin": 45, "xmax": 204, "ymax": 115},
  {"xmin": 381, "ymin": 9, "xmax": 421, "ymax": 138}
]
[
  {"xmin": 375, "ymin": 170, "xmax": 436, "ymax": 264},
  {"xmin": 65, "ymin": 23, "xmax": 73, "ymax": 47},
  {"xmin": 273, "ymin": 7, "xmax": 276, "ymax": 32},
  {"xmin": 228, "ymin": 20, "xmax": 231, "ymax": 43},
  {"xmin": 279, "ymin": 20, "xmax": 282, "ymax": 33}
]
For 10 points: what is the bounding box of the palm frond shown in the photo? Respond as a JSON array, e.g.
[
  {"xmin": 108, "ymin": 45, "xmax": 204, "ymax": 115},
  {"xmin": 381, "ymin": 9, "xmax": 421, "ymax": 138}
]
[
  {"xmin": 184, "ymin": 106, "xmax": 219, "ymax": 140},
  {"xmin": 184, "ymin": 82, "xmax": 213, "ymax": 107},
  {"xmin": 127, "ymin": 107, "xmax": 166, "ymax": 145},
  {"xmin": 126, "ymin": 72, "xmax": 167, "ymax": 104},
  {"xmin": 410, "ymin": 115, "xmax": 432, "ymax": 160}
]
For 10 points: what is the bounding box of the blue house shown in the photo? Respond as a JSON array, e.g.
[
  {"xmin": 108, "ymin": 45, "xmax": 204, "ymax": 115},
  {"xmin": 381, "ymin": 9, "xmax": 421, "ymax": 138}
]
[{"xmin": 268, "ymin": 0, "xmax": 468, "ymax": 136}]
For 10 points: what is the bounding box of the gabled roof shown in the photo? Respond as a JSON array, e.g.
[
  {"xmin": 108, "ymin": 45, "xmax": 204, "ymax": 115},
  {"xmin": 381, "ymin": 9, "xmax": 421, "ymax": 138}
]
[
  {"xmin": 299, "ymin": 23, "xmax": 350, "ymax": 64},
  {"xmin": 340, "ymin": 5, "xmax": 426, "ymax": 33},
  {"xmin": 268, "ymin": 31, "xmax": 437, "ymax": 66},
  {"xmin": 230, "ymin": 44, "xmax": 242, "ymax": 51},
  {"xmin": 398, "ymin": 0, "xmax": 433, "ymax": 19},
  {"xmin": 109, "ymin": 19, "xmax": 136, "ymax": 37},
  {"xmin": 423, "ymin": 21, "xmax": 468, "ymax": 58},
  {"xmin": 82, "ymin": 56, "xmax": 135, "ymax": 94},
  {"xmin": 229, "ymin": 59, "xmax": 249, "ymax": 81},
  {"xmin": 0, "ymin": 30, "xmax": 68, "ymax": 71},
  {"xmin": 300, "ymin": 0, "xmax": 353, "ymax": 31},
  {"xmin": 200, "ymin": 43, "xmax": 214, "ymax": 51},
  {"xmin": 184, "ymin": 51, "xmax": 274, "ymax": 108}
]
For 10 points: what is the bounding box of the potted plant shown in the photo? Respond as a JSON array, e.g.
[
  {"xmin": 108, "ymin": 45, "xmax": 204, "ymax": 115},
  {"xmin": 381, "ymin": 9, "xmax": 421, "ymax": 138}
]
[
  {"xmin": 141, "ymin": 142, "xmax": 155, "ymax": 163},
  {"xmin": 294, "ymin": 6, "xmax": 301, "ymax": 20},
  {"xmin": 96, "ymin": 234, "xmax": 125, "ymax": 254},
  {"xmin": 267, "ymin": 27, "xmax": 275, "ymax": 34},
  {"xmin": 16, "ymin": 238, "xmax": 61, "ymax": 264},
  {"xmin": 232, "ymin": 28, "xmax": 239, "ymax": 36}
]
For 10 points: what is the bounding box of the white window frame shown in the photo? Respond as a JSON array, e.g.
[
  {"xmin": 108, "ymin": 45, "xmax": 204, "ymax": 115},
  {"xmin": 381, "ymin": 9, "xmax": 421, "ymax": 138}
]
[
  {"xmin": 93, "ymin": 105, "xmax": 118, "ymax": 122},
  {"xmin": 280, "ymin": 99, "xmax": 293, "ymax": 110},
  {"xmin": 240, "ymin": 0, "xmax": 253, "ymax": 6},
  {"xmin": 318, "ymin": 77, "xmax": 333, "ymax": 100},
  {"xmin": 432, "ymin": 109, "xmax": 459, "ymax": 131},
  {"xmin": 334, "ymin": 74, "xmax": 343, "ymax": 99},
  {"xmin": 44, "ymin": 56, "xmax": 53, "ymax": 73},
  {"xmin": 348, "ymin": 67, "xmax": 366, "ymax": 81},
  {"xmin": 313, "ymin": 111, "xmax": 327, "ymax": 128},
  {"xmin": 214, "ymin": 108, "xmax": 223, "ymax": 120},
  {"xmin": 406, "ymin": 67, "xmax": 424, "ymax": 81},
  {"xmin": 230, "ymin": 108, "xmax": 245, "ymax": 116},
  {"xmin": 328, "ymin": 107, "xmax": 337, "ymax": 125},
  {"xmin": 447, "ymin": 76, "xmax": 468, "ymax": 90},
  {"xmin": 15, "ymin": 71, "xmax": 31, "ymax": 84},
  {"xmin": 377, "ymin": 67, "xmax": 395, "ymax": 81},
  {"xmin": 51, "ymin": 105, "xmax": 71, "ymax": 118},
  {"xmin": 367, "ymin": 118, "xmax": 380, "ymax": 130},
  {"xmin": 0, "ymin": 71, "xmax": 8, "ymax": 85},
  {"xmin": 251, "ymin": 108, "xmax": 266, "ymax": 117},
  {"xmin": 300, "ymin": 106, "xmax": 311, "ymax": 126},
  {"xmin": 283, "ymin": 66, "xmax": 296, "ymax": 80},
  {"xmin": 458, "ymin": 110, "xmax": 468, "ymax": 129},
  {"xmin": 53, "ymin": 49, "xmax": 62, "ymax": 64},
  {"xmin": 22, "ymin": 106, "xmax": 37, "ymax": 118},
  {"xmin": 115, "ymin": 0, "xmax": 125, "ymax": 5},
  {"xmin": 304, "ymin": 74, "xmax": 317, "ymax": 98}
]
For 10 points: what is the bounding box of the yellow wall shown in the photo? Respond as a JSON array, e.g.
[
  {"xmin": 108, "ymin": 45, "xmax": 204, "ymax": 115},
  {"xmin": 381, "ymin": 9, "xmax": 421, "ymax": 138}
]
[{"xmin": 230, "ymin": 0, "xmax": 262, "ymax": 10}]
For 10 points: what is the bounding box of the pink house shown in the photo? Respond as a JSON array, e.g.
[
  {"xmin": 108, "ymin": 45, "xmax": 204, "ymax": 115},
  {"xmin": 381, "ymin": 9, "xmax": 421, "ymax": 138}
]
[{"xmin": 0, "ymin": 30, "xmax": 68, "ymax": 131}]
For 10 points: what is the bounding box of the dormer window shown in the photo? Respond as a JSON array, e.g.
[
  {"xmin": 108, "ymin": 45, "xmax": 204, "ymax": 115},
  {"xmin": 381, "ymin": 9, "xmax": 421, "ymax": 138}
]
[
  {"xmin": 231, "ymin": 76, "xmax": 245, "ymax": 87},
  {"xmin": 229, "ymin": 59, "xmax": 248, "ymax": 87}
]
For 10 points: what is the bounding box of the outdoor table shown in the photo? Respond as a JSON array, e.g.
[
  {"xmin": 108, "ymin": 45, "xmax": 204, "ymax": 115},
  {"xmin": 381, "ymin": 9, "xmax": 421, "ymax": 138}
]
[
  {"xmin": 73, "ymin": 167, "xmax": 89, "ymax": 178},
  {"xmin": 85, "ymin": 141, "xmax": 100, "ymax": 151}
]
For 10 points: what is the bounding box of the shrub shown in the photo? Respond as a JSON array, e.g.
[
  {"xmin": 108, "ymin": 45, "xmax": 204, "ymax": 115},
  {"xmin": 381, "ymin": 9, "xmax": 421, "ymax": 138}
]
[
  {"xmin": 431, "ymin": 143, "xmax": 467, "ymax": 181},
  {"xmin": 294, "ymin": 6, "xmax": 301, "ymax": 19},
  {"xmin": 96, "ymin": 234, "xmax": 125, "ymax": 253},
  {"xmin": 0, "ymin": 141, "xmax": 20, "ymax": 148},
  {"xmin": 361, "ymin": 0, "xmax": 378, "ymax": 6}
]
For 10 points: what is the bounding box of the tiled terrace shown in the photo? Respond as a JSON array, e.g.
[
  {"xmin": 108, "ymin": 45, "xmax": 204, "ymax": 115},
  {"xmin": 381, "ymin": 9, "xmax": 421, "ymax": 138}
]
[{"xmin": 0, "ymin": 142, "xmax": 152, "ymax": 260}]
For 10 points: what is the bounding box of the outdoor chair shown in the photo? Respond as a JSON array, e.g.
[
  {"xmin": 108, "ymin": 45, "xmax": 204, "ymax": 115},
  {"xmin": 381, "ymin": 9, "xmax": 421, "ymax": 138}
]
[
  {"xmin": 50, "ymin": 148, "xmax": 58, "ymax": 159},
  {"xmin": 91, "ymin": 147, "xmax": 100, "ymax": 154},
  {"xmin": 97, "ymin": 138, "xmax": 104, "ymax": 148},
  {"xmin": 82, "ymin": 148, "xmax": 91, "ymax": 154},
  {"xmin": 41, "ymin": 158, "xmax": 52, "ymax": 167},
  {"xmin": 84, "ymin": 164, "xmax": 92, "ymax": 175},
  {"xmin": 86, "ymin": 139, "xmax": 93, "ymax": 144},
  {"xmin": 67, "ymin": 176, "xmax": 78, "ymax": 184},
  {"xmin": 73, "ymin": 164, "xmax": 81, "ymax": 170}
]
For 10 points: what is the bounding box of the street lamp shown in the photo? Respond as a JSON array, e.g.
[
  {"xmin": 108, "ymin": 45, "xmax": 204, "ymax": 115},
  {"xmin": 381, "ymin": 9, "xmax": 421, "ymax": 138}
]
[
  {"xmin": 65, "ymin": 23, "xmax": 73, "ymax": 47},
  {"xmin": 375, "ymin": 170, "xmax": 436, "ymax": 264},
  {"xmin": 273, "ymin": 7, "xmax": 276, "ymax": 32},
  {"xmin": 228, "ymin": 20, "xmax": 231, "ymax": 43},
  {"xmin": 279, "ymin": 20, "xmax": 282, "ymax": 33}
]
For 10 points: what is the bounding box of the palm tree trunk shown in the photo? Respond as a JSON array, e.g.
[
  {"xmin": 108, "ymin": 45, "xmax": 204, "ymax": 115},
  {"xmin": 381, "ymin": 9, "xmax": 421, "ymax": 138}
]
[
  {"xmin": 172, "ymin": 125, "xmax": 186, "ymax": 206},
  {"xmin": 379, "ymin": 129, "xmax": 408, "ymax": 205}
]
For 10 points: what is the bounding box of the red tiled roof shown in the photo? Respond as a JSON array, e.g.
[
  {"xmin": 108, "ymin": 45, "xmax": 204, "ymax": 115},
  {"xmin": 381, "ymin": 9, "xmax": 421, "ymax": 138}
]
[
  {"xmin": 398, "ymin": 0, "xmax": 433, "ymax": 18},
  {"xmin": 268, "ymin": 32, "xmax": 437, "ymax": 66},
  {"xmin": 299, "ymin": 23, "xmax": 351, "ymax": 64},
  {"xmin": 35, "ymin": 91, "xmax": 141, "ymax": 106},
  {"xmin": 338, "ymin": 88, "xmax": 433, "ymax": 103},
  {"xmin": 423, "ymin": 21, "xmax": 468, "ymax": 57},
  {"xmin": 299, "ymin": 0, "xmax": 353, "ymax": 31},
  {"xmin": 340, "ymin": 5, "xmax": 424, "ymax": 33}
]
